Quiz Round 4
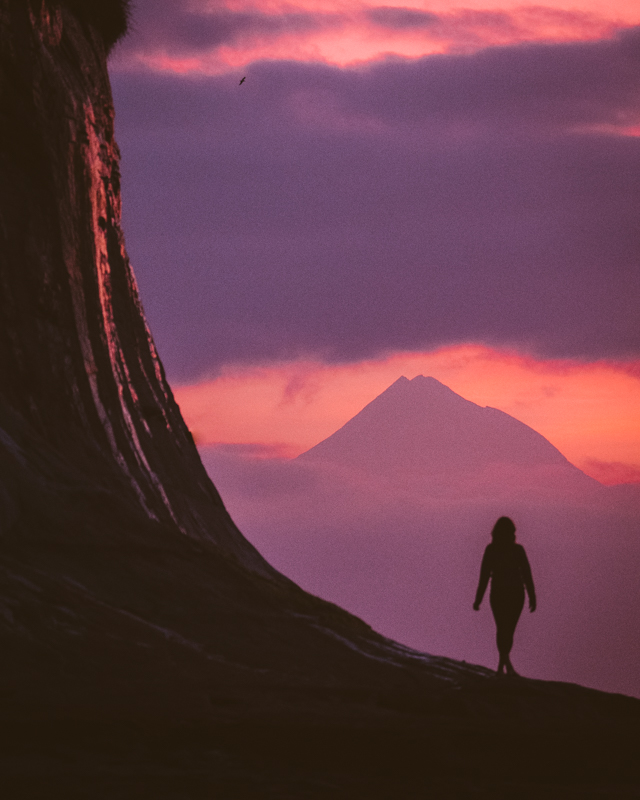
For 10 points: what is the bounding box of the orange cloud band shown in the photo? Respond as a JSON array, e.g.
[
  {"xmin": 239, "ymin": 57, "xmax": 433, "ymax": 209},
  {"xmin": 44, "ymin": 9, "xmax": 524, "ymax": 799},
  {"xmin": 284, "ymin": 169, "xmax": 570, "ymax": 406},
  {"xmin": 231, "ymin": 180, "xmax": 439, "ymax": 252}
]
[
  {"xmin": 111, "ymin": 2, "xmax": 635, "ymax": 76},
  {"xmin": 174, "ymin": 345, "xmax": 640, "ymax": 484}
]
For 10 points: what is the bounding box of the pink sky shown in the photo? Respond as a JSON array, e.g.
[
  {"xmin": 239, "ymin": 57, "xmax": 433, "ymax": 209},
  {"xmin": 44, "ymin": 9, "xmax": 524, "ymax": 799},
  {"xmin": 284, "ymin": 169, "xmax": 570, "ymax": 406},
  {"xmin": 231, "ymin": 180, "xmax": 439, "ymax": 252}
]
[
  {"xmin": 109, "ymin": 1, "xmax": 640, "ymax": 696},
  {"xmin": 112, "ymin": 1, "xmax": 640, "ymax": 487},
  {"xmin": 113, "ymin": 0, "xmax": 640, "ymax": 76},
  {"xmin": 174, "ymin": 345, "xmax": 640, "ymax": 484}
]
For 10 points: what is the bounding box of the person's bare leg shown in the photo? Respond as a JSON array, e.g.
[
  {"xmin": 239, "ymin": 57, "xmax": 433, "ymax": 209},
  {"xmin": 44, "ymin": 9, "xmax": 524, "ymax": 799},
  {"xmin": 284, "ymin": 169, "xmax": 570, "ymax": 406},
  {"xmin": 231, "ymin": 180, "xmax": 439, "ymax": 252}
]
[
  {"xmin": 496, "ymin": 631, "xmax": 505, "ymax": 674},
  {"xmin": 499, "ymin": 616, "xmax": 519, "ymax": 676},
  {"xmin": 496, "ymin": 627, "xmax": 509, "ymax": 675},
  {"xmin": 504, "ymin": 621, "xmax": 519, "ymax": 675},
  {"xmin": 493, "ymin": 597, "xmax": 523, "ymax": 677}
]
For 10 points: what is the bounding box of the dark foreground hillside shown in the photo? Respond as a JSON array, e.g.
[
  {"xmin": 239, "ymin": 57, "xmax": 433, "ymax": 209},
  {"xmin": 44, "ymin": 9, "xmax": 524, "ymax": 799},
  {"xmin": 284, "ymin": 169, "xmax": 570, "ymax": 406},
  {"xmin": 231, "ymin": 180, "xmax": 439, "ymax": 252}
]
[
  {"xmin": 1, "ymin": 506, "xmax": 638, "ymax": 798},
  {"xmin": 0, "ymin": 2, "xmax": 638, "ymax": 796}
]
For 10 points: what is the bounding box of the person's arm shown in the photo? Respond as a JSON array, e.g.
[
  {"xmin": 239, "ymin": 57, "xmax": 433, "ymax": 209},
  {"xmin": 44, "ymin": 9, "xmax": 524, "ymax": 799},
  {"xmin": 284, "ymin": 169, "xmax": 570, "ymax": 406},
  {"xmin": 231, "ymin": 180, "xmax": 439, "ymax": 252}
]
[
  {"xmin": 519, "ymin": 545, "xmax": 536, "ymax": 612},
  {"xmin": 473, "ymin": 546, "xmax": 492, "ymax": 610}
]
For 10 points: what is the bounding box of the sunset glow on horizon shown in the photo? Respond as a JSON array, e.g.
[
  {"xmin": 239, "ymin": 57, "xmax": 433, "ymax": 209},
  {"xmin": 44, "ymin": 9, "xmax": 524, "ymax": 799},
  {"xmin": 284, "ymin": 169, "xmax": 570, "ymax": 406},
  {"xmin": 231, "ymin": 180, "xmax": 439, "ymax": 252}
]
[
  {"xmin": 113, "ymin": 3, "xmax": 640, "ymax": 493},
  {"xmin": 173, "ymin": 346, "xmax": 640, "ymax": 485}
]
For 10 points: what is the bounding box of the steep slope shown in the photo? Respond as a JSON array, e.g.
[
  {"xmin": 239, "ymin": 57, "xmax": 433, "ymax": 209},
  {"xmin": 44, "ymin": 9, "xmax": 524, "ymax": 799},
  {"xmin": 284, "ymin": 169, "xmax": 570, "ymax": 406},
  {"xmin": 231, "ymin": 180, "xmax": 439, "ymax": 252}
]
[
  {"xmin": 299, "ymin": 375, "xmax": 598, "ymax": 494},
  {"xmin": 0, "ymin": 0, "xmax": 269, "ymax": 569},
  {"xmin": 0, "ymin": 0, "xmax": 497, "ymax": 709},
  {"xmin": 0, "ymin": 3, "xmax": 638, "ymax": 795}
]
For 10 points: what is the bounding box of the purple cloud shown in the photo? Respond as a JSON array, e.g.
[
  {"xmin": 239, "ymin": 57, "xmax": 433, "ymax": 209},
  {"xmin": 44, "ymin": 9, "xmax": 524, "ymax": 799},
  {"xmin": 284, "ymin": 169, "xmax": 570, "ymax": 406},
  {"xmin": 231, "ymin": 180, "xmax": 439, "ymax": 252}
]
[
  {"xmin": 365, "ymin": 7, "xmax": 439, "ymax": 29},
  {"xmin": 118, "ymin": 0, "xmax": 331, "ymax": 56},
  {"xmin": 114, "ymin": 1, "xmax": 618, "ymax": 65},
  {"xmin": 111, "ymin": 28, "xmax": 640, "ymax": 381}
]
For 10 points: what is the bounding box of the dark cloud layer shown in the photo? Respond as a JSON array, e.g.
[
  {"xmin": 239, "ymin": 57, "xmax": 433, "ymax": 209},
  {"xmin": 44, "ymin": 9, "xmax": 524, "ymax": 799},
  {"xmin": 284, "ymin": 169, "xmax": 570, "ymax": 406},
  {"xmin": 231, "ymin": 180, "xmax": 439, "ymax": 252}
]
[
  {"xmin": 112, "ymin": 28, "xmax": 640, "ymax": 381},
  {"xmin": 121, "ymin": 0, "xmax": 334, "ymax": 56}
]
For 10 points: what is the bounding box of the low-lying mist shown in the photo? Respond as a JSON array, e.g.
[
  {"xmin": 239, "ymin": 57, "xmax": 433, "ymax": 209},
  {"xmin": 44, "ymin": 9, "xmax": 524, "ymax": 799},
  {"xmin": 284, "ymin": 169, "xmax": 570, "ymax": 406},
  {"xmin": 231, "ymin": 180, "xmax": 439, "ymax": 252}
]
[{"xmin": 201, "ymin": 445, "xmax": 640, "ymax": 698}]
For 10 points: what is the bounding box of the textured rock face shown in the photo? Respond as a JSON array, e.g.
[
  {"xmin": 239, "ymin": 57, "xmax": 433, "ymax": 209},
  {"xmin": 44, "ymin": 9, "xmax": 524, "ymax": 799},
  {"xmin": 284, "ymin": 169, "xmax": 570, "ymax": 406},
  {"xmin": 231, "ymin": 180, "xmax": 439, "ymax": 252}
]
[
  {"xmin": 0, "ymin": 3, "xmax": 639, "ymax": 794},
  {"xmin": 0, "ymin": 0, "xmax": 269, "ymax": 570},
  {"xmin": 0, "ymin": 0, "xmax": 428, "ymax": 720}
]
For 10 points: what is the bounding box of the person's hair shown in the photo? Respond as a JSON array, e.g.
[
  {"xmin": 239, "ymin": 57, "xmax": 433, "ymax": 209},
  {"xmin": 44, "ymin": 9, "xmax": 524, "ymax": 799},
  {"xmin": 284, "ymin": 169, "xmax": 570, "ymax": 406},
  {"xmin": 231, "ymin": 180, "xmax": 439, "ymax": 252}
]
[{"xmin": 491, "ymin": 516, "xmax": 516, "ymax": 545}]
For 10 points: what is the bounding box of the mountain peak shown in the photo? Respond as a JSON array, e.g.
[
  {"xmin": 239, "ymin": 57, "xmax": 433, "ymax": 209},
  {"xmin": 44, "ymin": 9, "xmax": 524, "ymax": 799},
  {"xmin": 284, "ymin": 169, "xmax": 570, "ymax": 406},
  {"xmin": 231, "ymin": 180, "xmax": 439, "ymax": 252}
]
[
  {"xmin": 298, "ymin": 376, "xmax": 597, "ymax": 492},
  {"xmin": 390, "ymin": 374, "xmax": 459, "ymax": 391},
  {"xmin": 385, "ymin": 375, "xmax": 483, "ymax": 405},
  {"xmin": 410, "ymin": 375, "xmax": 445, "ymax": 386}
]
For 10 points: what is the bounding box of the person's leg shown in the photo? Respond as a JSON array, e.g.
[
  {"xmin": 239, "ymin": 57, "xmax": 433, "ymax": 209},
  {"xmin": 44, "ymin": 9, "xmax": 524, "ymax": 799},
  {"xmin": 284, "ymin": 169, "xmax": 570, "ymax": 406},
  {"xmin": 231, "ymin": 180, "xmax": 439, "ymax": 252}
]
[
  {"xmin": 503, "ymin": 621, "xmax": 519, "ymax": 675},
  {"xmin": 496, "ymin": 619, "xmax": 513, "ymax": 673},
  {"xmin": 496, "ymin": 647, "xmax": 506, "ymax": 675},
  {"xmin": 491, "ymin": 589, "xmax": 524, "ymax": 675},
  {"xmin": 491, "ymin": 598, "xmax": 508, "ymax": 674},
  {"xmin": 502, "ymin": 599, "xmax": 524, "ymax": 675}
]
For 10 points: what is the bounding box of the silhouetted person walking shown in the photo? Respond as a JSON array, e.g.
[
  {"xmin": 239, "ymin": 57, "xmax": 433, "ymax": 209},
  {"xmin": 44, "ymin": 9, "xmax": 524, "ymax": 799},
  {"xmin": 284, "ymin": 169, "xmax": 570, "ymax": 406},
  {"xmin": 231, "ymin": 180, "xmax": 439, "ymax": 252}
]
[{"xmin": 473, "ymin": 516, "xmax": 536, "ymax": 676}]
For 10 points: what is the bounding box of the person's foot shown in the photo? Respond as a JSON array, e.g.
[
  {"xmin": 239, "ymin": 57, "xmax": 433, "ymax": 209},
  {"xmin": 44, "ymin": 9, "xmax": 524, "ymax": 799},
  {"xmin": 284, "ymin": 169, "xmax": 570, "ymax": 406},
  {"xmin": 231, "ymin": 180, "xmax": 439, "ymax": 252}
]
[{"xmin": 505, "ymin": 660, "xmax": 519, "ymax": 677}]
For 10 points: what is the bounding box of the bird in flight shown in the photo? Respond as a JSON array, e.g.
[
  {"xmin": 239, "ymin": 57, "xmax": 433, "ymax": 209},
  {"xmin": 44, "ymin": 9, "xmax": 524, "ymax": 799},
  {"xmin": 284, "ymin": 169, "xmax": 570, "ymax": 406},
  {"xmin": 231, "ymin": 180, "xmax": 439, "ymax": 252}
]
[{"xmin": 239, "ymin": 76, "xmax": 246, "ymax": 85}]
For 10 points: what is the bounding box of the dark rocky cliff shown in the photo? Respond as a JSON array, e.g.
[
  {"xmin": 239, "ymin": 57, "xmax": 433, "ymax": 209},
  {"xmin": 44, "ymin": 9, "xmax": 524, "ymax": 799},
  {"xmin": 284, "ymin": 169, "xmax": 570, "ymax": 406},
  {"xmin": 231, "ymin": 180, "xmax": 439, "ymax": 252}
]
[
  {"xmin": 0, "ymin": 0, "xmax": 271, "ymax": 568},
  {"xmin": 0, "ymin": 3, "xmax": 638, "ymax": 796}
]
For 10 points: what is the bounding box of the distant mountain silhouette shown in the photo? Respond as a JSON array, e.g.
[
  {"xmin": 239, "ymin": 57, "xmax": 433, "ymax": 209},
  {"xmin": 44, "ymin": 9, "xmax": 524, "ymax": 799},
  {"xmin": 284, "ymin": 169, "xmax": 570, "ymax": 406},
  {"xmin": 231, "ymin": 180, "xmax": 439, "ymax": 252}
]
[{"xmin": 298, "ymin": 376, "xmax": 598, "ymax": 496}]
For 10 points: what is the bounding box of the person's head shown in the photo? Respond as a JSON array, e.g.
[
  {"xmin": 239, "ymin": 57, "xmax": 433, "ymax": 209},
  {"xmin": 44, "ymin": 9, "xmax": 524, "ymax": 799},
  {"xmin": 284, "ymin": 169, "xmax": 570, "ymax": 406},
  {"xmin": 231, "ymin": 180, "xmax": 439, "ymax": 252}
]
[{"xmin": 491, "ymin": 516, "xmax": 516, "ymax": 546}]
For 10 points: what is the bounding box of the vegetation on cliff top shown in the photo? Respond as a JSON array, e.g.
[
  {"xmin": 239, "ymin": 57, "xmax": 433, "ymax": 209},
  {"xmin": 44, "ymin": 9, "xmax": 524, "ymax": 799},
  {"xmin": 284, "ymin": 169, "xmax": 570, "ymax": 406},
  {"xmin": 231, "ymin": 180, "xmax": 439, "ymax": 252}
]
[{"xmin": 59, "ymin": 0, "xmax": 130, "ymax": 50}]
